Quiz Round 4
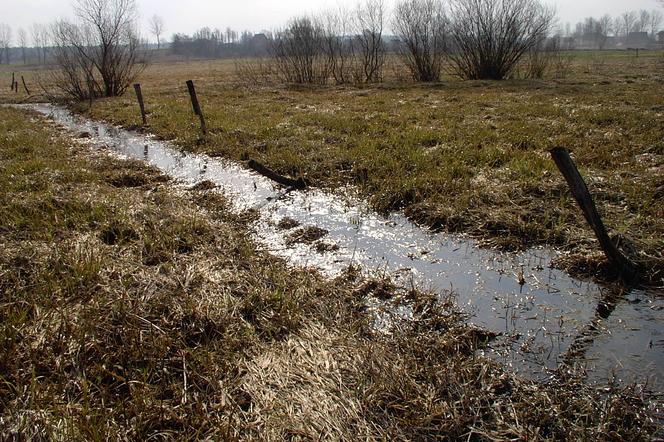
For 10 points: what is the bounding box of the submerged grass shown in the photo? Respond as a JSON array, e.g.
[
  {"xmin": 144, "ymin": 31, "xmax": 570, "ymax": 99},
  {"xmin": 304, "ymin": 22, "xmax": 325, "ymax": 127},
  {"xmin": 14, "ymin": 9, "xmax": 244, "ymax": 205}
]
[
  {"xmin": 0, "ymin": 105, "xmax": 660, "ymax": 439},
  {"xmin": 5, "ymin": 52, "xmax": 653, "ymax": 283}
]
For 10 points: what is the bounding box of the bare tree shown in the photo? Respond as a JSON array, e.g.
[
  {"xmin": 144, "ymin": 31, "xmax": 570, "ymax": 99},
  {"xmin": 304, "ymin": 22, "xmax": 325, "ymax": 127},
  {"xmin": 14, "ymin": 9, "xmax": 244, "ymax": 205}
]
[
  {"xmin": 393, "ymin": 0, "xmax": 448, "ymax": 82},
  {"xmin": 353, "ymin": 0, "xmax": 386, "ymax": 83},
  {"xmin": 615, "ymin": 11, "xmax": 638, "ymax": 37},
  {"xmin": 31, "ymin": 23, "xmax": 48, "ymax": 64},
  {"xmin": 648, "ymin": 10, "xmax": 663, "ymax": 36},
  {"xmin": 597, "ymin": 15, "xmax": 613, "ymax": 49},
  {"xmin": 321, "ymin": 7, "xmax": 354, "ymax": 84},
  {"xmin": 0, "ymin": 24, "xmax": 11, "ymax": 64},
  {"xmin": 271, "ymin": 16, "xmax": 328, "ymax": 84},
  {"xmin": 51, "ymin": 0, "xmax": 146, "ymax": 100},
  {"xmin": 149, "ymin": 14, "xmax": 164, "ymax": 50},
  {"xmin": 447, "ymin": 0, "xmax": 555, "ymax": 80},
  {"xmin": 636, "ymin": 10, "xmax": 650, "ymax": 33},
  {"xmin": 18, "ymin": 28, "xmax": 27, "ymax": 64},
  {"xmin": 225, "ymin": 27, "xmax": 237, "ymax": 44}
]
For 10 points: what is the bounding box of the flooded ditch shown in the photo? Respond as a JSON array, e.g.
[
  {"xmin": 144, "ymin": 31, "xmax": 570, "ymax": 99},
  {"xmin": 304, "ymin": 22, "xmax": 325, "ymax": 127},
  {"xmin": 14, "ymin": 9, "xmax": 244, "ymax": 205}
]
[{"xmin": 22, "ymin": 103, "xmax": 664, "ymax": 393}]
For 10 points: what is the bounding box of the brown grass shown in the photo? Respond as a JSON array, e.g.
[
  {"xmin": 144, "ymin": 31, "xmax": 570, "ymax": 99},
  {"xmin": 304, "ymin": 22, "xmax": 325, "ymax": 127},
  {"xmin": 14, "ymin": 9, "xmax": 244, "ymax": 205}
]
[
  {"xmin": 0, "ymin": 73, "xmax": 661, "ymax": 440},
  {"xmin": 4, "ymin": 51, "xmax": 654, "ymax": 283}
]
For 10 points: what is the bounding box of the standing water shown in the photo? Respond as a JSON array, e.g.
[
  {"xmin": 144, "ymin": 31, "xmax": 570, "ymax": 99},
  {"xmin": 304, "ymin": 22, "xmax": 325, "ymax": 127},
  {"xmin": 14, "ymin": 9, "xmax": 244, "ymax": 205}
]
[{"xmin": 23, "ymin": 104, "xmax": 664, "ymax": 392}]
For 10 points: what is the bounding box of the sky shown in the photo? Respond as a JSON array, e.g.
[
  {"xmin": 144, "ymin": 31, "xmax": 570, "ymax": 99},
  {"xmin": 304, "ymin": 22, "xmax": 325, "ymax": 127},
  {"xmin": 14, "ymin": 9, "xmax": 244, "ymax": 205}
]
[{"xmin": 1, "ymin": 0, "xmax": 662, "ymax": 42}]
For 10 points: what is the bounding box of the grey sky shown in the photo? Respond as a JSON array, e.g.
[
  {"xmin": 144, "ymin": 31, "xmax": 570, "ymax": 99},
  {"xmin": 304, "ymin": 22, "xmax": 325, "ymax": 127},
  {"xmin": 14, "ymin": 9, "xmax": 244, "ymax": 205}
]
[{"xmin": 1, "ymin": 0, "xmax": 662, "ymax": 41}]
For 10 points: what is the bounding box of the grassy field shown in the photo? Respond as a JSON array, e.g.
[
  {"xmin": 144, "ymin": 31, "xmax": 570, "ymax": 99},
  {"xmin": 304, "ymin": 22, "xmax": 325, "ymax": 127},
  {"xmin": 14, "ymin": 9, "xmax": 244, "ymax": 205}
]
[
  {"xmin": 3, "ymin": 51, "xmax": 660, "ymax": 282},
  {"xmin": 0, "ymin": 103, "xmax": 659, "ymax": 439}
]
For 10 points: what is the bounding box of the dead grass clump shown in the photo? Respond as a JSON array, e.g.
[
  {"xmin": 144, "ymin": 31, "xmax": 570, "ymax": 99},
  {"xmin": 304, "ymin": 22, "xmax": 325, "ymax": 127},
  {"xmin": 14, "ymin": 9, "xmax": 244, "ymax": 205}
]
[
  {"xmin": 355, "ymin": 279, "xmax": 399, "ymax": 301},
  {"xmin": 276, "ymin": 217, "xmax": 301, "ymax": 230},
  {"xmin": 101, "ymin": 158, "xmax": 170, "ymax": 189},
  {"xmin": 107, "ymin": 171, "xmax": 151, "ymax": 188},
  {"xmin": 285, "ymin": 226, "xmax": 329, "ymax": 245},
  {"xmin": 190, "ymin": 179, "xmax": 217, "ymax": 191},
  {"xmin": 99, "ymin": 220, "xmax": 139, "ymax": 246},
  {"xmin": 314, "ymin": 241, "xmax": 340, "ymax": 253}
]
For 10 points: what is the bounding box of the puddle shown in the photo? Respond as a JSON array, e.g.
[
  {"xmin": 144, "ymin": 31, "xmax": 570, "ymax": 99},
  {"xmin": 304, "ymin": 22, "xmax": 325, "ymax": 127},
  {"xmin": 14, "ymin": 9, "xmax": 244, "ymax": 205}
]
[{"xmin": 21, "ymin": 104, "xmax": 664, "ymax": 393}]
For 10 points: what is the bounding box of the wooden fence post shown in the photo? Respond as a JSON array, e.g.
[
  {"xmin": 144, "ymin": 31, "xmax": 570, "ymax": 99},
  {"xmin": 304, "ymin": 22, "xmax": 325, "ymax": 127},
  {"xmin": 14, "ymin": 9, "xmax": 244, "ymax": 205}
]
[
  {"xmin": 11, "ymin": 72, "xmax": 14, "ymax": 90},
  {"xmin": 21, "ymin": 76, "xmax": 30, "ymax": 95},
  {"xmin": 550, "ymin": 147, "xmax": 638, "ymax": 282},
  {"xmin": 186, "ymin": 80, "xmax": 207, "ymax": 135},
  {"xmin": 133, "ymin": 83, "xmax": 147, "ymax": 125}
]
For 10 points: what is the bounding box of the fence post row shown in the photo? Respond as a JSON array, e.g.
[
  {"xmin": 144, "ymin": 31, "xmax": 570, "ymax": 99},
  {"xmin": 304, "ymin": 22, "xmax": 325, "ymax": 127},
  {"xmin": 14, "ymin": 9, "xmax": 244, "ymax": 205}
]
[
  {"xmin": 133, "ymin": 83, "xmax": 147, "ymax": 125},
  {"xmin": 550, "ymin": 147, "xmax": 638, "ymax": 282},
  {"xmin": 186, "ymin": 80, "xmax": 207, "ymax": 135}
]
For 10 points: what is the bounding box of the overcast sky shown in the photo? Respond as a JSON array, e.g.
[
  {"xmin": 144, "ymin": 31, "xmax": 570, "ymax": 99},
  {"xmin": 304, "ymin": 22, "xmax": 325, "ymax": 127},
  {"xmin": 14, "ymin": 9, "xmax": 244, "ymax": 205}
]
[{"xmin": 1, "ymin": 0, "xmax": 662, "ymax": 41}]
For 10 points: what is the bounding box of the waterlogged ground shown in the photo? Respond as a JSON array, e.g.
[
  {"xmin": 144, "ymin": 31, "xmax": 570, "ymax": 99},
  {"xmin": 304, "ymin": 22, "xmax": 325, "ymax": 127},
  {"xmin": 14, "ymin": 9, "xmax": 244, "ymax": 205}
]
[
  {"xmin": 26, "ymin": 104, "xmax": 664, "ymax": 393},
  {"xmin": 1, "ymin": 105, "xmax": 659, "ymax": 439}
]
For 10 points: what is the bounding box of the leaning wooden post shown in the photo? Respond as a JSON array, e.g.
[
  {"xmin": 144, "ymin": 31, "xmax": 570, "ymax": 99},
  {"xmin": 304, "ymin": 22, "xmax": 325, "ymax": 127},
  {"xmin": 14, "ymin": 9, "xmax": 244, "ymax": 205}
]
[
  {"xmin": 133, "ymin": 83, "xmax": 147, "ymax": 125},
  {"xmin": 11, "ymin": 72, "xmax": 15, "ymax": 90},
  {"xmin": 186, "ymin": 80, "xmax": 207, "ymax": 135},
  {"xmin": 21, "ymin": 76, "xmax": 30, "ymax": 95},
  {"xmin": 550, "ymin": 147, "xmax": 637, "ymax": 282}
]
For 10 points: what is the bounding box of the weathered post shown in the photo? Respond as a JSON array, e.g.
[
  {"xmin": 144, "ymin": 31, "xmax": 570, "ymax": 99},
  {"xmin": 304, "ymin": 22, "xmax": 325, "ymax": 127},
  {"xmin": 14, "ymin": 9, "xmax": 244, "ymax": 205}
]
[
  {"xmin": 185, "ymin": 80, "xmax": 207, "ymax": 135},
  {"xmin": 11, "ymin": 72, "xmax": 14, "ymax": 90},
  {"xmin": 550, "ymin": 147, "xmax": 637, "ymax": 282},
  {"xmin": 21, "ymin": 76, "xmax": 30, "ymax": 95},
  {"xmin": 133, "ymin": 83, "xmax": 147, "ymax": 125}
]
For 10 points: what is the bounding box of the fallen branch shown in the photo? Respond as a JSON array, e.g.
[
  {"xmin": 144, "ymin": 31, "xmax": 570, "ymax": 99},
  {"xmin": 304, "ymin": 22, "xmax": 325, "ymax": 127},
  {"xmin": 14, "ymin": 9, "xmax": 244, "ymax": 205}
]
[{"xmin": 247, "ymin": 159, "xmax": 307, "ymax": 189}]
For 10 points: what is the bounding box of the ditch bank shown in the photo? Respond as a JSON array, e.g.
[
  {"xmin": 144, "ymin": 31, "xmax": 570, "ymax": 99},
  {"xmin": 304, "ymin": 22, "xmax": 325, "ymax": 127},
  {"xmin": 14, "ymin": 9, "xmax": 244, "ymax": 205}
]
[{"xmin": 22, "ymin": 103, "xmax": 664, "ymax": 393}]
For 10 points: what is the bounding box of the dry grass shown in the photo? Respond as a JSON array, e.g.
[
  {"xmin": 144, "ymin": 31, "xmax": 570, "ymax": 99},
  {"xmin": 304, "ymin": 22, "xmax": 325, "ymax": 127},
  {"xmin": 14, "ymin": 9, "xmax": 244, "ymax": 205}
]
[
  {"xmin": 0, "ymin": 80, "xmax": 661, "ymax": 440},
  {"xmin": 4, "ymin": 52, "xmax": 658, "ymax": 282}
]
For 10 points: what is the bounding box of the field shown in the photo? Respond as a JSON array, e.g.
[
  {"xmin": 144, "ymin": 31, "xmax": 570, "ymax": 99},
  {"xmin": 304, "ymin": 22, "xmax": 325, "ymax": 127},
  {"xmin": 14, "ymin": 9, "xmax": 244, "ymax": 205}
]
[
  {"xmin": 4, "ymin": 51, "xmax": 661, "ymax": 282},
  {"xmin": 1, "ymin": 106, "xmax": 658, "ymax": 439},
  {"xmin": 0, "ymin": 51, "xmax": 663, "ymax": 438}
]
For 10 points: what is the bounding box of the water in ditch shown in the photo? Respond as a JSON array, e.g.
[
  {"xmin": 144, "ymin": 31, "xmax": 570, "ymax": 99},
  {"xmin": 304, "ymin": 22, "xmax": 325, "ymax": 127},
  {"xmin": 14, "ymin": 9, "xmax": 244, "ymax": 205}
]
[{"xmin": 24, "ymin": 104, "xmax": 664, "ymax": 393}]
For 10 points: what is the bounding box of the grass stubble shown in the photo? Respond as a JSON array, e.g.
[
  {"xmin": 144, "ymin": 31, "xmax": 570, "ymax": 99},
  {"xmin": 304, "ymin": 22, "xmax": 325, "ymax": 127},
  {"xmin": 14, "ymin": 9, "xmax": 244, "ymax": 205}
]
[{"xmin": 0, "ymin": 103, "xmax": 660, "ymax": 438}]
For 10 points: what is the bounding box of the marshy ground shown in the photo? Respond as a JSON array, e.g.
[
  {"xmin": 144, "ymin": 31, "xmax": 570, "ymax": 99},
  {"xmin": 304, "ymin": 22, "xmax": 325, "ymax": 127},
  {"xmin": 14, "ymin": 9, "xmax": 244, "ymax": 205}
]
[
  {"xmin": 0, "ymin": 51, "xmax": 663, "ymax": 439},
  {"xmin": 5, "ymin": 51, "xmax": 660, "ymax": 282}
]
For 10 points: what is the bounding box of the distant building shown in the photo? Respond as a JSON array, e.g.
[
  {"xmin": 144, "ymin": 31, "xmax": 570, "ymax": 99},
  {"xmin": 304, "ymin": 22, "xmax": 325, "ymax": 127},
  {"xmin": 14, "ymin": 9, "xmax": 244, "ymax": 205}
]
[
  {"xmin": 577, "ymin": 33, "xmax": 615, "ymax": 50},
  {"xmin": 625, "ymin": 32, "xmax": 649, "ymax": 48},
  {"xmin": 249, "ymin": 33, "xmax": 270, "ymax": 56}
]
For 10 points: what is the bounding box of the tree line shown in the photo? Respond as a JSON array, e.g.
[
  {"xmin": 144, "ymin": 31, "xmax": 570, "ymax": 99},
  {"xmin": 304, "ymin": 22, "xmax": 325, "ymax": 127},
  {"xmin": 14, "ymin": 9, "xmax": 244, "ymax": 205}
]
[
  {"xmin": 239, "ymin": 0, "xmax": 557, "ymax": 84},
  {"xmin": 170, "ymin": 28, "xmax": 269, "ymax": 59},
  {"xmin": 8, "ymin": 0, "xmax": 664, "ymax": 101}
]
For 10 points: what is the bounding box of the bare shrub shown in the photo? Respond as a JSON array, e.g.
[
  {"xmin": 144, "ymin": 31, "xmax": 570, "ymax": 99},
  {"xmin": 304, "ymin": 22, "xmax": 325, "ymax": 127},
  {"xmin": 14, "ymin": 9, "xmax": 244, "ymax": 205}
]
[
  {"xmin": 353, "ymin": 0, "xmax": 386, "ymax": 83},
  {"xmin": 448, "ymin": 0, "xmax": 555, "ymax": 80},
  {"xmin": 50, "ymin": 0, "xmax": 147, "ymax": 100},
  {"xmin": 524, "ymin": 37, "xmax": 561, "ymax": 79},
  {"xmin": 321, "ymin": 8, "xmax": 355, "ymax": 85},
  {"xmin": 271, "ymin": 17, "xmax": 329, "ymax": 85},
  {"xmin": 551, "ymin": 37, "xmax": 575, "ymax": 79},
  {"xmin": 234, "ymin": 57, "xmax": 278, "ymax": 86},
  {"xmin": 393, "ymin": 0, "xmax": 448, "ymax": 82}
]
